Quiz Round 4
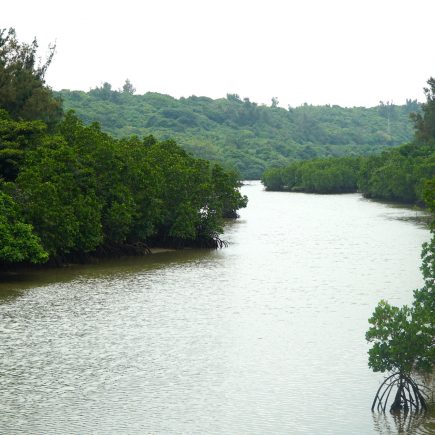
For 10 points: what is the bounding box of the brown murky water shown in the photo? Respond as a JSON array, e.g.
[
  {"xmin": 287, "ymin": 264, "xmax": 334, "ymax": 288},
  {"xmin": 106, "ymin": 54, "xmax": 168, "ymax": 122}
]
[{"xmin": 0, "ymin": 181, "xmax": 433, "ymax": 434}]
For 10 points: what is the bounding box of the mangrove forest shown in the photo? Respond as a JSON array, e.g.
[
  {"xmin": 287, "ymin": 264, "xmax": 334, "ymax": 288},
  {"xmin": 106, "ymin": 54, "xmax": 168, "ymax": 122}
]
[{"xmin": 0, "ymin": 28, "xmax": 247, "ymax": 267}]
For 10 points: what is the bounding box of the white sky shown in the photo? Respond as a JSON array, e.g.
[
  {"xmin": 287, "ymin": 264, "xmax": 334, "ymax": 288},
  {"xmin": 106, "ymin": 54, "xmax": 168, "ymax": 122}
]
[{"xmin": 3, "ymin": 0, "xmax": 435, "ymax": 107}]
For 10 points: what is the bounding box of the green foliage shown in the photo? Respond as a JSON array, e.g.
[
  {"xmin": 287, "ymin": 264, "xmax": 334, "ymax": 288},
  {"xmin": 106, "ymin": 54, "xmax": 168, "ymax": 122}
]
[
  {"xmin": 57, "ymin": 86, "xmax": 417, "ymax": 179},
  {"xmin": 0, "ymin": 109, "xmax": 246, "ymax": 264},
  {"xmin": 0, "ymin": 29, "xmax": 247, "ymax": 265},
  {"xmin": 415, "ymin": 180, "xmax": 435, "ymax": 371},
  {"xmin": 122, "ymin": 78, "xmax": 135, "ymax": 95},
  {"xmin": 366, "ymin": 254, "xmax": 434, "ymax": 378},
  {"xmin": 211, "ymin": 165, "xmax": 248, "ymax": 218},
  {"xmin": 411, "ymin": 77, "xmax": 435, "ymax": 144},
  {"xmin": 0, "ymin": 28, "xmax": 62, "ymax": 128},
  {"xmin": 366, "ymin": 301, "xmax": 432, "ymax": 375},
  {"xmin": 262, "ymin": 156, "xmax": 360, "ymax": 194},
  {"xmin": 0, "ymin": 190, "xmax": 47, "ymax": 263},
  {"xmin": 0, "ymin": 111, "xmax": 47, "ymax": 181},
  {"xmin": 263, "ymin": 143, "xmax": 434, "ymax": 204},
  {"xmin": 263, "ymin": 78, "xmax": 435, "ymax": 201},
  {"xmin": 15, "ymin": 132, "xmax": 104, "ymax": 257},
  {"xmin": 360, "ymin": 144, "xmax": 435, "ymax": 203}
]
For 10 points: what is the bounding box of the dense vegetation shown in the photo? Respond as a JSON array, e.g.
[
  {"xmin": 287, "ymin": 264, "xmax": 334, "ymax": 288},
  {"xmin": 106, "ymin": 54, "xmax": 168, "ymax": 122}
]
[
  {"xmin": 0, "ymin": 29, "xmax": 247, "ymax": 267},
  {"xmin": 58, "ymin": 85, "xmax": 418, "ymax": 179},
  {"xmin": 262, "ymin": 79, "xmax": 435, "ymax": 204},
  {"xmin": 262, "ymin": 142, "xmax": 434, "ymax": 203}
]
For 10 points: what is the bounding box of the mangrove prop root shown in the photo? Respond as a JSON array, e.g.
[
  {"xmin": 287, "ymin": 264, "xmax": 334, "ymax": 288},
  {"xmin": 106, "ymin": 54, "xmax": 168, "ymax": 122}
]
[{"xmin": 371, "ymin": 372, "xmax": 428, "ymax": 413}]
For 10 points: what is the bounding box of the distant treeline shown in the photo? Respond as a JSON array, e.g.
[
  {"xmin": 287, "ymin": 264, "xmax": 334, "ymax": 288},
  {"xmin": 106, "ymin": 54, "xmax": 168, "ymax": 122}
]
[
  {"xmin": 262, "ymin": 78, "xmax": 435, "ymax": 205},
  {"xmin": 58, "ymin": 85, "xmax": 418, "ymax": 179},
  {"xmin": 262, "ymin": 143, "xmax": 434, "ymax": 203},
  {"xmin": 0, "ymin": 29, "xmax": 247, "ymax": 267}
]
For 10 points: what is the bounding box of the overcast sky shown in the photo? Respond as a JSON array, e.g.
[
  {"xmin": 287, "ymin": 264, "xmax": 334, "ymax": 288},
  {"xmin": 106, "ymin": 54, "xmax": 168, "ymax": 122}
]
[{"xmin": 3, "ymin": 0, "xmax": 435, "ymax": 107}]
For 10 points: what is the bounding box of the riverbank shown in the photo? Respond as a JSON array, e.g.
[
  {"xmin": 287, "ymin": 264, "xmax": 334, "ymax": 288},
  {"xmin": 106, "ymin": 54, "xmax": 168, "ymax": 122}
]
[{"xmin": 0, "ymin": 244, "xmax": 178, "ymax": 274}]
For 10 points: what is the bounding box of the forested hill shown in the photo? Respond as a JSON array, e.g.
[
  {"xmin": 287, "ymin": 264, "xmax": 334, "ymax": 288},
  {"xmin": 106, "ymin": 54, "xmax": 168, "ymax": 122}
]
[
  {"xmin": 57, "ymin": 85, "xmax": 419, "ymax": 178},
  {"xmin": 262, "ymin": 77, "xmax": 435, "ymax": 205}
]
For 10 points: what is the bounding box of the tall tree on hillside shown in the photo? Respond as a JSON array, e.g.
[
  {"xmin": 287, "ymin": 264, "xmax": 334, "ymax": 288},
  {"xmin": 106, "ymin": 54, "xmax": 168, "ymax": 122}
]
[
  {"xmin": 122, "ymin": 78, "xmax": 135, "ymax": 95},
  {"xmin": 0, "ymin": 28, "xmax": 62, "ymax": 128},
  {"xmin": 271, "ymin": 97, "xmax": 279, "ymax": 108},
  {"xmin": 411, "ymin": 77, "xmax": 435, "ymax": 143}
]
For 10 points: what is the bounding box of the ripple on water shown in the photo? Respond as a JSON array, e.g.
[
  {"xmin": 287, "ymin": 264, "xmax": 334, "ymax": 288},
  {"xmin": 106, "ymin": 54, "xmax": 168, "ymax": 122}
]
[{"xmin": 0, "ymin": 182, "xmax": 431, "ymax": 434}]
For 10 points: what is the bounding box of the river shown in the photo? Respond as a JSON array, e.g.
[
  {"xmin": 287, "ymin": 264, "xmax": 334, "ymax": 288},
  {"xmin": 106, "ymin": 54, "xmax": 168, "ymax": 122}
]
[{"xmin": 0, "ymin": 181, "xmax": 433, "ymax": 434}]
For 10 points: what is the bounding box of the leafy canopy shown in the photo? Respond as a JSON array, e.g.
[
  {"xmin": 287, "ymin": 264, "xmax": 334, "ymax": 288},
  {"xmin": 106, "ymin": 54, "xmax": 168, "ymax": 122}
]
[{"xmin": 0, "ymin": 28, "xmax": 62, "ymax": 128}]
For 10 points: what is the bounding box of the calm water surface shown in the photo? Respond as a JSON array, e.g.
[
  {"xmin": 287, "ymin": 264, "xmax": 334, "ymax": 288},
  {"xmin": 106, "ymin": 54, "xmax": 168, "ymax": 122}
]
[{"xmin": 0, "ymin": 181, "xmax": 433, "ymax": 434}]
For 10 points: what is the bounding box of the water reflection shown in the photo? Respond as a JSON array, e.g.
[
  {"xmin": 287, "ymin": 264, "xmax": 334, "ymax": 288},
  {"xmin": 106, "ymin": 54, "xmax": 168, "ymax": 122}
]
[
  {"xmin": 0, "ymin": 248, "xmax": 214, "ymax": 300},
  {"xmin": 372, "ymin": 409, "xmax": 435, "ymax": 434}
]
